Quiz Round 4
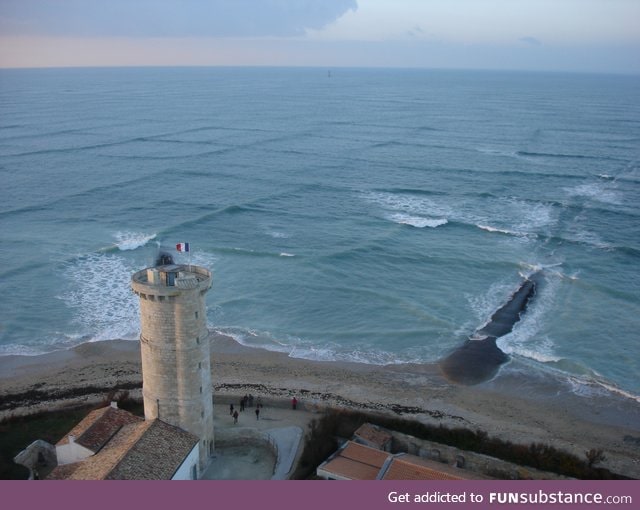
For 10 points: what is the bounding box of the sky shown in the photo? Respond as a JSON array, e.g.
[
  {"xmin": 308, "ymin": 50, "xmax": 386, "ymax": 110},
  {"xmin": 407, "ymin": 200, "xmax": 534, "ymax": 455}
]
[{"xmin": 0, "ymin": 0, "xmax": 639, "ymax": 73}]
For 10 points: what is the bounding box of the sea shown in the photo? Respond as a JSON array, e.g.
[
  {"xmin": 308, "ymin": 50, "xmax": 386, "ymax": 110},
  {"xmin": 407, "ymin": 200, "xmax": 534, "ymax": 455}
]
[{"xmin": 1, "ymin": 67, "xmax": 639, "ymax": 401}]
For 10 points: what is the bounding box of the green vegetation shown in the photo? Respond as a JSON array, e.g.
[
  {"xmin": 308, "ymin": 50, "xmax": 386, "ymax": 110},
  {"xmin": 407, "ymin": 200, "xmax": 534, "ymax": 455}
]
[
  {"xmin": 0, "ymin": 391, "xmax": 143, "ymax": 480},
  {"xmin": 298, "ymin": 408, "xmax": 628, "ymax": 480}
]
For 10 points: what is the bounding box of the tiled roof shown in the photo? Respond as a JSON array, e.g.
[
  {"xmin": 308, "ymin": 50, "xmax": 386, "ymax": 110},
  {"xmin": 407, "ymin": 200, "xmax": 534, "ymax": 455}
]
[
  {"xmin": 318, "ymin": 442, "xmax": 391, "ymax": 480},
  {"xmin": 48, "ymin": 406, "xmax": 199, "ymax": 480},
  {"xmin": 341, "ymin": 441, "xmax": 390, "ymax": 466},
  {"xmin": 319, "ymin": 456, "xmax": 382, "ymax": 480},
  {"xmin": 381, "ymin": 454, "xmax": 491, "ymax": 480},
  {"xmin": 107, "ymin": 420, "xmax": 198, "ymax": 480},
  {"xmin": 56, "ymin": 406, "xmax": 142, "ymax": 452},
  {"xmin": 353, "ymin": 423, "xmax": 392, "ymax": 448},
  {"xmin": 317, "ymin": 442, "xmax": 494, "ymax": 481},
  {"xmin": 48, "ymin": 421, "xmax": 148, "ymax": 480}
]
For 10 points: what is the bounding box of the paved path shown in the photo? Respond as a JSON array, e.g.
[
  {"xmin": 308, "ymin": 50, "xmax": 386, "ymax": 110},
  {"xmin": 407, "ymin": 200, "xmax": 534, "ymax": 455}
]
[{"xmin": 208, "ymin": 395, "xmax": 318, "ymax": 479}]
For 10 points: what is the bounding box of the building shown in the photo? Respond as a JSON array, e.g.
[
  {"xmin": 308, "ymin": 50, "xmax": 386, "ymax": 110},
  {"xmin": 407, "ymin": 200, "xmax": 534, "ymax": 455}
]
[
  {"xmin": 131, "ymin": 263, "xmax": 214, "ymax": 472},
  {"xmin": 317, "ymin": 441, "xmax": 390, "ymax": 480},
  {"xmin": 47, "ymin": 402, "xmax": 199, "ymax": 480},
  {"xmin": 317, "ymin": 441, "xmax": 491, "ymax": 480},
  {"xmin": 353, "ymin": 423, "xmax": 393, "ymax": 452}
]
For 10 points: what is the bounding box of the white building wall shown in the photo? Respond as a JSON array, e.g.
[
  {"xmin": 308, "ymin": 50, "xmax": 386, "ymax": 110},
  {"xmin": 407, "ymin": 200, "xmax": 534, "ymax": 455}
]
[
  {"xmin": 171, "ymin": 444, "xmax": 200, "ymax": 480},
  {"xmin": 56, "ymin": 440, "xmax": 94, "ymax": 466}
]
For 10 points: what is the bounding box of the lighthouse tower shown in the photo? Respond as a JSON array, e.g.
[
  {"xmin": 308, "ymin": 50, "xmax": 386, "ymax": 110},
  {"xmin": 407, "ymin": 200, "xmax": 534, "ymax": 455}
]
[{"xmin": 131, "ymin": 262, "xmax": 214, "ymax": 473}]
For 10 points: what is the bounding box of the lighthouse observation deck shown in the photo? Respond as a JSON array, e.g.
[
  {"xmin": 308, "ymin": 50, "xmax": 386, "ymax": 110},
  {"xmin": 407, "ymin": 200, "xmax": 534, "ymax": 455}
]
[{"xmin": 132, "ymin": 264, "xmax": 211, "ymax": 296}]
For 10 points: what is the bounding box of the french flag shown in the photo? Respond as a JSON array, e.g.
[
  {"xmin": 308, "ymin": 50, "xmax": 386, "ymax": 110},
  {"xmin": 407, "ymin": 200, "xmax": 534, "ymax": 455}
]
[{"xmin": 176, "ymin": 242, "xmax": 190, "ymax": 253}]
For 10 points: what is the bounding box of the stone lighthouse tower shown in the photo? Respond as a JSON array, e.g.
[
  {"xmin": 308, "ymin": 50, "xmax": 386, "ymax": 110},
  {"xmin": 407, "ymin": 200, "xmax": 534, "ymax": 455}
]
[{"xmin": 131, "ymin": 262, "xmax": 214, "ymax": 473}]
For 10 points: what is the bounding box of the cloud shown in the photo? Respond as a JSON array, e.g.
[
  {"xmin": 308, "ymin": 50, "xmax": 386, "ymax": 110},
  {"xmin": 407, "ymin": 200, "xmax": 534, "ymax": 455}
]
[
  {"xmin": 0, "ymin": 0, "xmax": 358, "ymax": 38},
  {"xmin": 519, "ymin": 36, "xmax": 542, "ymax": 46}
]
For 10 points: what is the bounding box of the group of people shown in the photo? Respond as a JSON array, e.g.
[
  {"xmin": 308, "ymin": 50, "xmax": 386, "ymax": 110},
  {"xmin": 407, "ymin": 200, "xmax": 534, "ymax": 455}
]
[
  {"xmin": 228, "ymin": 394, "xmax": 300, "ymax": 424},
  {"xmin": 230, "ymin": 394, "xmax": 263, "ymax": 423}
]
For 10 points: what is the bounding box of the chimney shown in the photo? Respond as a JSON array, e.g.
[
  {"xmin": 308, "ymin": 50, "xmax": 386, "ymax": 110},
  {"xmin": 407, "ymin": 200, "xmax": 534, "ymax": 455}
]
[{"xmin": 68, "ymin": 434, "xmax": 76, "ymax": 444}]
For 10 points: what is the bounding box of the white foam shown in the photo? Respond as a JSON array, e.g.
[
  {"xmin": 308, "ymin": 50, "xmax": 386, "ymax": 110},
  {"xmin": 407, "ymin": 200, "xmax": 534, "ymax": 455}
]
[
  {"xmin": 566, "ymin": 375, "xmax": 640, "ymax": 403},
  {"xmin": 60, "ymin": 253, "xmax": 140, "ymax": 342},
  {"xmin": 218, "ymin": 327, "xmax": 292, "ymax": 354},
  {"xmin": 389, "ymin": 213, "xmax": 448, "ymax": 228},
  {"xmin": 279, "ymin": 252, "xmax": 295, "ymax": 257},
  {"xmin": 565, "ymin": 182, "xmax": 622, "ymax": 205},
  {"xmin": 267, "ymin": 230, "xmax": 290, "ymax": 239},
  {"xmin": 366, "ymin": 191, "xmax": 556, "ymax": 238},
  {"xmin": 365, "ymin": 191, "xmax": 452, "ymax": 220},
  {"xmin": 477, "ymin": 224, "xmax": 533, "ymax": 237},
  {"xmin": 477, "ymin": 224, "xmax": 511, "ymax": 234},
  {"xmin": 113, "ymin": 231, "xmax": 157, "ymax": 251},
  {"xmin": 496, "ymin": 276, "xmax": 560, "ymax": 362},
  {"xmin": 467, "ymin": 279, "xmax": 517, "ymax": 325},
  {"xmin": 511, "ymin": 200, "xmax": 556, "ymax": 233},
  {"xmin": 567, "ymin": 229, "xmax": 612, "ymax": 250}
]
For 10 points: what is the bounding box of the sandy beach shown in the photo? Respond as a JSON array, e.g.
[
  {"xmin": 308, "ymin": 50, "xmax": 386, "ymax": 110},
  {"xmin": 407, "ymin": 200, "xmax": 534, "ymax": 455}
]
[{"xmin": 1, "ymin": 332, "xmax": 639, "ymax": 478}]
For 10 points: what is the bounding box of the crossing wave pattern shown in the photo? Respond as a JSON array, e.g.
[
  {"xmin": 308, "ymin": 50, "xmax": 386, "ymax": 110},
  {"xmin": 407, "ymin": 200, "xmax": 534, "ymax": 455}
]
[{"xmin": 1, "ymin": 67, "xmax": 639, "ymax": 399}]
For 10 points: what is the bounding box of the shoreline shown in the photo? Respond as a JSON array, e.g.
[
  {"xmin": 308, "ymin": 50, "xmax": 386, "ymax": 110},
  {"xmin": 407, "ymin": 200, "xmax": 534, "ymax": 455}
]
[{"xmin": 1, "ymin": 333, "xmax": 639, "ymax": 478}]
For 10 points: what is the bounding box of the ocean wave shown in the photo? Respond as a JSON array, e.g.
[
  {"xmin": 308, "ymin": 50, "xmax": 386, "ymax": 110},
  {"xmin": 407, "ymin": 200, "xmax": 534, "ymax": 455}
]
[
  {"xmin": 267, "ymin": 230, "xmax": 290, "ymax": 239},
  {"xmin": 113, "ymin": 231, "xmax": 157, "ymax": 251},
  {"xmin": 373, "ymin": 187, "xmax": 446, "ymax": 197},
  {"xmin": 215, "ymin": 327, "xmax": 434, "ymax": 366},
  {"xmin": 215, "ymin": 327, "xmax": 292, "ymax": 354},
  {"xmin": 365, "ymin": 190, "xmax": 452, "ymax": 229},
  {"xmin": 474, "ymin": 147, "xmax": 518, "ymax": 158},
  {"xmin": 566, "ymin": 377, "xmax": 640, "ymax": 404},
  {"xmin": 60, "ymin": 253, "xmax": 140, "ymax": 342},
  {"xmin": 366, "ymin": 190, "xmax": 556, "ymax": 237},
  {"xmin": 211, "ymin": 246, "xmax": 293, "ymax": 259},
  {"xmin": 365, "ymin": 191, "xmax": 453, "ymax": 218},
  {"xmin": 476, "ymin": 224, "xmax": 533, "ymax": 238},
  {"xmin": 174, "ymin": 249, "xmax": 218, "ymax": 269},
  {"xmin": 564, "ymin": 182, "xmax": 623, "ymax": 205},
  {"xmin": 516, "ymin": 150, "xmax": 611, "ymax": 161},
  {"xmin": 389, "ymin": 213, "xmax": 448, "ymax": 228},
  {"xmin": 495, "ymin": 275, "xmax": 558, "ymax": 359},
  {"xmin": 562, "ymin": 229, "xmax": 613, "ymax": 251}
]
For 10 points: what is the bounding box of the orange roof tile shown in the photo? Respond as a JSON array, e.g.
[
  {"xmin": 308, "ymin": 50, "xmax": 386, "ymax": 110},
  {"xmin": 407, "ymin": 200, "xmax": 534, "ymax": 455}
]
[
  {"xmin": 381, "ymin": 454, "xmax": 491, "ymax": 480},
  {"xmin": 320, "ymin": 456, "xmax": 382, "ymax": 480},
  {"xmin": 340, "ymin": 441, "xmax": 390, "ymax": 467},
  {"xmin": 354, "ymin": 423, "xmax": 392, "ymax": 448},
  {"xmin": 318, "ymin": 442, "xmax": 392, "ymax": 480}
]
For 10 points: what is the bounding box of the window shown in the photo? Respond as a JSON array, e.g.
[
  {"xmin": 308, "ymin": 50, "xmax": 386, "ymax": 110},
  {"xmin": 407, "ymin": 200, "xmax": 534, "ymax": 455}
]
[{"xmin": 195, "ymin": 311, "xmax": 199, "ymax": 319}]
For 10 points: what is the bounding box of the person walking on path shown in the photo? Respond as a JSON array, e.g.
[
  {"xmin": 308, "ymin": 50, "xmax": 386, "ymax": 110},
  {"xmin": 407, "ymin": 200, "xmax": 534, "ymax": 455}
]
[
  {"xmin": 248, "ymin": 394, "xmax": 254, "ymax": 408},
  {"xmin": 229, "ymin": 403, "xmax": 234, "ymax": 416},
  {"xmin": 240, "ymin": 397, "xmax": 245, "ymax": 412},
  {"xmin": 291, "ymin": 397, "xmax": 298, "ymax": 410},
  {"xmin": 255, "ymin": 407, "xmax": 260, "ymax": 420},
  {"xmin": 233, "ymin": 410, "xmax": 239, "ymax": 424}
]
